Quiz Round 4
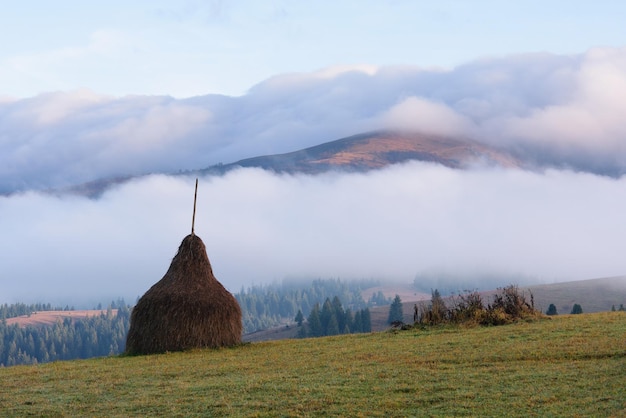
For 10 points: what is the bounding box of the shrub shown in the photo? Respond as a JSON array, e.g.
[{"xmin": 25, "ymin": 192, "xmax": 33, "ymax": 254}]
[
  {"xmin": 416, "ymin": 289, "xmax": 449, "ymax": 326},
  {"xmin": 450, "ymin": 291, "xmax": 485, "ymax": 324},
  {"xmin": 413, "ymin": 285, "xmax": 542, "ymax": 328}
]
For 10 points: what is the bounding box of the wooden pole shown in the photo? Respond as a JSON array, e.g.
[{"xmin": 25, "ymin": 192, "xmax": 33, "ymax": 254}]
[{"xmin": 191, "ymin": 178, "xmax": 198, "ymax": 235}]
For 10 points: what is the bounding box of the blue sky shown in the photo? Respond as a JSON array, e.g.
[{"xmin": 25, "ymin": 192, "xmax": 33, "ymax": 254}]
[
  {"xmin": 2, "ymin": 0, "xmax": 625, "ymax": 98},
  {"xmin": 2, "ymin": 1, "xmax": 626, "ymax": 304}
]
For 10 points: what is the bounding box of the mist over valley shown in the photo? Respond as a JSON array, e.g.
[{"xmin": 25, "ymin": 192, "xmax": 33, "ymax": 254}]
[{"xmin": 2, "ymin": 48, "xmax": 626, "ymax": 306}]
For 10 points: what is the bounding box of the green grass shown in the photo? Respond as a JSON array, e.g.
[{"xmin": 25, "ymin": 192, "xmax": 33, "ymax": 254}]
[{"xmin": 1, "ymin": 312, "xmax": 624, "ymax": 417}]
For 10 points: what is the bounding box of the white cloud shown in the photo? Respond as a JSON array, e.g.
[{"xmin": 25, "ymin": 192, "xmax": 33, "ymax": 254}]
[
  {"xmin": 2, "ymin": 48, "xmax": 626, "ymax": 304},
  {"xmin": 3, "ymin": 47, "xmax": 626, "ymax": 194},
  {"xmin": 2, "ymin": 165, "xmax": 626, "ymax": 305},
  {"xmin": 381, "ymin": 96, "xmax": 476, "ymax": 137}
]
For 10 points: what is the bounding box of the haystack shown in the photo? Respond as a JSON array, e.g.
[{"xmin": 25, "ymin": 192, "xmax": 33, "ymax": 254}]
[{"xmin": 126, "ymin": 233, "xmax": 242, "ymax": 355}]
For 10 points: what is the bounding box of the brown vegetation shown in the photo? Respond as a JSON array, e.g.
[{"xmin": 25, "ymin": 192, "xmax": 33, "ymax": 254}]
[
  {"xmin": 126, "ymin": 234, "xmax": 242, "ymax": 355},
  {"xmin": 414, "ymin": 285, "xmax": 542, "ymax": 327}
]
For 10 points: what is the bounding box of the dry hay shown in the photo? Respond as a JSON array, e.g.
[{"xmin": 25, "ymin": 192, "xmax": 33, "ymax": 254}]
[{"xmin": 126, "ymin": 234, "xmax": 242, "ymax": 355}]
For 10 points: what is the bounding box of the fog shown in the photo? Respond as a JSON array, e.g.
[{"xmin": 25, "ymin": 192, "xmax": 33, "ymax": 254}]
[
  {"xmin": 2, "ymin": 164, "xmax": 625, "ymax": 305},
  {"xmin": 2, "ymin": 47, "xmax": 626, "ymax": 304}
]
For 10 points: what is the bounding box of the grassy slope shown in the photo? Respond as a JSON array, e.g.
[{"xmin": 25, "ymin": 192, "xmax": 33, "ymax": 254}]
[
  {"xmin": 1, "ymin": 312, "xmax": 624, "ymax": 417},
  {"xmin": 525, "ymin": 276, "xmax": 626, "ymax": 314}
]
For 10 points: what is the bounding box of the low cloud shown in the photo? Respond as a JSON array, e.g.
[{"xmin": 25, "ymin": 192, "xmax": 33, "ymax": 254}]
[
  {"xmin": 381, "ymin": 96, "xmax": 476, "ymax": 137},
  {"xmin": 2, "ymin": 164, "xmax": 626, "ymax": 305},
  {"xmin": 2, "ymin": 47, "xmax": 626, "ymax": 304},
  {"xmin": 2, "ymin": 47, "xmax": 626, "ymax": 194}
]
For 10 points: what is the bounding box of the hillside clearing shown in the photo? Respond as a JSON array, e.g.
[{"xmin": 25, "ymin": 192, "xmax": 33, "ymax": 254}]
[
  {"xmin": 5, "ymin": 309, "xmax": 118, "ymax": 328},
  {"xmin": 0, "ymin": 312, "xmax": 624, "ymax": 416}
]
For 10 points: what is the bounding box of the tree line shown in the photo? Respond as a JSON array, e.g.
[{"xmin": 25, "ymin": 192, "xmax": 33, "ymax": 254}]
[
  {"xmin": 235, "ymin": 278, "xmax": 388, "ymax": 333},
  {"xmin": 0, "ymin": 301, "xmax": 130, "ymax": 367},
  {"xmin": 296, "ymin": 296, "xmax": 371, "ymax": 338},
  {"xmin": 0, "ymin": 303, "xmax": 73, "ymax": 319}
]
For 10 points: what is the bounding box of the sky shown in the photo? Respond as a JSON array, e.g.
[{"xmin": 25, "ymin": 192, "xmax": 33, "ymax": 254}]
[
  {"xmin": 2, "ymin": 1, "xmax": 626, "ymax": 99},
  {"xmin": 2, "ymin": 1, "xmax": 626, "ymax": 305}
]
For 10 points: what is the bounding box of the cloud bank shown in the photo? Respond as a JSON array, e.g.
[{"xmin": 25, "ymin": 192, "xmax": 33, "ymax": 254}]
[
  {"xmin": 2, "ymin": 164, "xmax": 626, "ymax": 305},
  {"xmin": 2, "ymin": 48, "xmax": 626, "ymax": 304},
  {"xmin": 2, "ymin": 47, "xmax": 626, "ymax": 194}
]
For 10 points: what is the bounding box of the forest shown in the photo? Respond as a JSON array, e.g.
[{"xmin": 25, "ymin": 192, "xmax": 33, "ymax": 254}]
[
  {"xmin": 1, "ymin": 279, "xmax": 388, "ymax": 367},
  {"xmin": 235, "ymin": 278, "xmax": 387, "ymax": 332},
  {"xmin": 0, "ymin": 301, "xmax": 130, "ymax": 367},
  {"xmin": 297, "ymin": 296, "xmax": 372, "ymax": 338}
]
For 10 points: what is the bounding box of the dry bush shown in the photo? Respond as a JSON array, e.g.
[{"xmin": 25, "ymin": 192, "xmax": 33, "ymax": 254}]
[
  {"xmin": 414, "ymin": 285, "xmax": 542, "ymax": 328},
  {"xmin": 450, "ymin": 291, "xmax": 486, "ymax": 325},
  {"xmin": 415, "ymin": 289, "xmax": 449, "ymax": 326},
  {"xmin": 484, "ymin": 285, "xmax": 539, "ymax": 325}
]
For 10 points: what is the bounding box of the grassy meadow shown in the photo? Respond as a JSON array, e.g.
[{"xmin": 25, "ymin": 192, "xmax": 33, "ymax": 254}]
[{"xmin": 1, "ymin": 312, "xmax": 624, "ymax": 417}]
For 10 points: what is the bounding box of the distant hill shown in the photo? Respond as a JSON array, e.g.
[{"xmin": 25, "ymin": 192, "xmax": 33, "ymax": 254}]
[
  {"xmin": 61, "ymin": 130, "xmax": 521, "ymax": 197},
  {"xmin": 524, "ymin": 276, "xmax": 626, "ymax": 314},
  {"xmin": 206, "ymin": 130, "xmax": 521, "ymax": 175}
]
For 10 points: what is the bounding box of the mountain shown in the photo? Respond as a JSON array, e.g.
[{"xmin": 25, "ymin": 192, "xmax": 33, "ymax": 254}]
[
  {"xmin": 63, "ymin": 130, "xmax": 520, "ymax": 197},
  {"xmin": 204, "ymin": 130, "xmax": 521, "ymax": 175}
]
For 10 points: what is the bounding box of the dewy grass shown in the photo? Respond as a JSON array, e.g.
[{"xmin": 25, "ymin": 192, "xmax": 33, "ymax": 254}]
[{"xmin": 0, "ymin": 312, "xmax": 624, "ymax": 416}]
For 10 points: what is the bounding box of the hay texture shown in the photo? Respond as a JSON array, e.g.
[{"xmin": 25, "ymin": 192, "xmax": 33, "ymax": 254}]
[{"xmin": 126, "ymin": 234, "xmax": 242, "ymax": 355}]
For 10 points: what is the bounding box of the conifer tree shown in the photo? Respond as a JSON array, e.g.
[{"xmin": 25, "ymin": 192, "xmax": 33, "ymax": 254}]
[
  {"xmin": 352, "ymin": 311, "xmax": 363, "ymax": 333},
  {"xmin": 327, "ymin": 315, "xmax": 340, "ymax": 336},
  {"xmin": 296, "ymin": 325, "xmax": 307, "ymax": 338},
  {"xmin": 546, "ymin": 304, "xmax": 558, "ymax": 316},
  {"xmin": 307, "ymin": 304, "xmax": 323, "ymax": 337},
  {"xmin": 295, "ymin": 310, "xmax": 304, "ymax": 326},
  {"xmin": 344, "ymin": 309, "xmax": 353, "ymax": 334},
  {"xmin": 388, "ymin": 294, "xmax": 404, "ymax": 324},
  {"xmin": 320, "ymin": 298, "xmax": 334, "ymax": 333},
  {"xmin": 362, "ymin": 308, "xmax": 372, "ymax": 332},
  {"xmin": 331, "ymin": 296, "xmax": 346, "ymax": 332}
]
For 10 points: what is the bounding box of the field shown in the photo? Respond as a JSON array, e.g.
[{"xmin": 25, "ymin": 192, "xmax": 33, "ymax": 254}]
[
  {"xmin": 5, "ymin": 310, "xmax": 118, "ymax": 328},
  {"xmin": 0, "ymin": 312, "xmax": 624, "ymax": 416}
]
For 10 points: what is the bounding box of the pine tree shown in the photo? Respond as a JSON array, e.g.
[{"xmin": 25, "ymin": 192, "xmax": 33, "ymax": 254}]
[
  {"xmin": 571, "ymin": 304, "xmax": 583, "ymax": 314},
  {"xmin": 307, "ymin": 304, "xmax": 323, "ymax": 337},
  {"xmin": 296, "ymin": 326, "xmax": 307, "ymax": 338},
  {"xmin": 352, "ymin": 311, "xmax": 363, "ymax": 333},
  {"xmin": 331, "ymin": 296, "xmax": 346, "ymax": 332},
  {"xmin": 546, "ymin": 304, "xmax": 558, "ymax": 316},
  {"xmin": 320, "ymin": 298, "xmax": 334, "ymax": 334},
  {"xmin": 388, "ymin": 294, "xmax": 404, "ymax": 324},
  {"xmin": 362, "ymin": 308, "xmax": 372, "ymax": 332},
  {"xmin": 295, "ymin": 310, "xmax": 304, "ymax": 326},
  {"xmin": 344, "ymin": 309, "xmax": 353, "ymax": 333},
  {"xmin": 327, "ymin": 315, "xmax": 340, "ymax": 336}
]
